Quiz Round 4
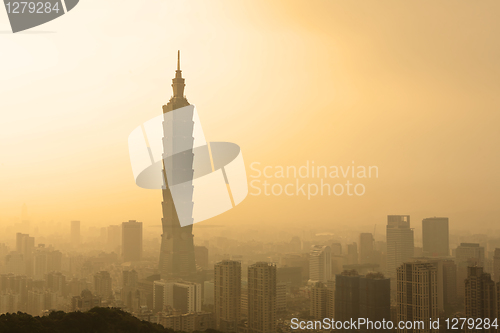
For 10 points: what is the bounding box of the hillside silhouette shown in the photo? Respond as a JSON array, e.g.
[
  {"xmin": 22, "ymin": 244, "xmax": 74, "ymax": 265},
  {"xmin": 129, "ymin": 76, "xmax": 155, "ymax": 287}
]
[{"xmin": 0, "ymin": 307, "xmax": 221, "ymax": 333}]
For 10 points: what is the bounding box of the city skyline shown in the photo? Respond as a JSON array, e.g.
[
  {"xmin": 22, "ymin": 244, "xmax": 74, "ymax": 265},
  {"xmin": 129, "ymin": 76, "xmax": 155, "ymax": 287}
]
[{"xmin": 2, "ymin": 1, "xmax": 500, "ymax": 229}]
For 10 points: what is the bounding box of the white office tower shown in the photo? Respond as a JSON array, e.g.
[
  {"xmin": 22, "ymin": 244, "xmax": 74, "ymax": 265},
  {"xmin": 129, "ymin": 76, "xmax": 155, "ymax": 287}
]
[
  {"xmin": 309, "ymin": 245, "xmax": 332, "ymax": 283},
  {"xmin": 386, "ymin": 215, "xmax": 414, "ymax": 277}
]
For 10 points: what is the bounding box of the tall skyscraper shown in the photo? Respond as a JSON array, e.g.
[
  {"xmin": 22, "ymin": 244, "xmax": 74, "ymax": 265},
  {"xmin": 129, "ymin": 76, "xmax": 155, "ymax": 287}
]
[
  {"xmin": 71, "ymin": 221, "xmax": 81, "ymax": 245},
  {"xmin": 397, "ymin": 261, "xmax": 438, "ymax": 333},
  {"xmin": 248, "ymin": 262, "xmax": 276, "ymax": 333},
  {"xmin": 214, "ymin": 260, "xmax": 241, "ymax": 333},
  {"xmin": 159, "ymin": 51, "xmax": 196, "ymax": 280},
  {"xmin": 309, "ymin": 245, "xmax": 331, "ymax": 283},
  {"xmin": 359, "ymin": 233, "xmax": 374, "ymax": 264},
  {"xmin": 456, "ymin": 243, "xmax": 485, "ymax": 301},
  {"xmin": 386, "ymin": 215, "xmax": 414, "ymax": 277},
  {"xmin": 122, "ymin": 220, "xmax": 143, "ymax": 262},
  {"xmin": 464, "ymin": 266, "xmax": 496, "ymax": 333},
  {"xmin": 422, "ymin": 217, "xmax": 449, "ymax": 257}
]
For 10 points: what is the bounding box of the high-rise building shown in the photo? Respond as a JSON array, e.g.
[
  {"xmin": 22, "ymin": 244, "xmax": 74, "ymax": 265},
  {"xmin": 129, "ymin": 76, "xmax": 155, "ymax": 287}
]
[
  {"xmin": 464, "ymin": 266, "xmax": 496, "ymax": 333},
  {"xmin": 159, "ymin": 52, "xmax": 196, "ymax": 280},
  {"xmin": 359, "ymin": 272, "xmax": 391, "ymax": 333},
  {"xmin": 439, "ymin": 259, "xmax": 458, "ymax": 314},
  {"xmin": 456, "ymin": 243, "xmax": 485, "ymax": 301},
  {"xmin": 204, "ymin": 281, "xmax": 214, "ymax": 305},
  {"xmin": 422, "ymin": 217, "xmax": 449, "ymax": 257},
  {"xmin": 122, "ymin": 220, "xmax": 143, "ymax": 262},
  {"xmin": 214, "ymin": 260, "xmax": 241, "ymax": 332},
  {"xmin": 310, "ymin": 281, "xmax": 334, "ymax": 320},
  {"xmin": 309, "ymin": 245, "xmax": 331, "ymax": 283},
  {"xmin": 71, "ymin": 221, "xmax": 81, "ymax": 245},
  {"xmin": 359, "ymin": 233, "xmax": 374, "ymax": 264},
  {"xmin": 276, "ymin": 282, "xmax": 287, "ymax": 313},
  {"xmin": 32, "ymin": 245, "xmax": 48, "ymax": 280},
  {"xmin": 122, "ymin": 270, "xmax": 140, "ymax": 311},
  {"xmin": 153, "ymin": 280, "xmax": 201, "ymax": 314},
  {"xmin": 46, "ymin": 271, "xmax": 66, "ymax": 296},
  {"xmin": 386, "ymin": 215, "xmax": 414, "ymax": 277},
  {"xmin": 397, "ymin": 261, "xmax": 438, "ymax": 333},
  {"xmin": 248, "ymin": 262, "xmax": 276, "ymax": 333},
  {"xmin": 173, "ymin": 282, "xmax": 202, "ymax": 314},
  {"xmin": 335, "ymin": 270, "xmax": 360, "ymax": 329},
  {"xmin": 94, "ymin": 271, "xmax": 113, "ymax": 299}
]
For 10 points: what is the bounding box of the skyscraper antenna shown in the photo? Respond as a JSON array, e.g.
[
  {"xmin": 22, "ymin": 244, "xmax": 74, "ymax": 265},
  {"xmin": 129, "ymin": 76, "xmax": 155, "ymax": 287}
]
[{"xmin": 177, "ymin": 50, "xmax": 180, "ymax": 71}]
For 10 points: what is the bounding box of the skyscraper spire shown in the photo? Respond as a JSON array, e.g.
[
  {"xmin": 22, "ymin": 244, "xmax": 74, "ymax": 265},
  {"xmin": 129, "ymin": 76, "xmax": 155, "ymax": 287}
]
[{"xmin": 169, "ymin": 50, "xmax": 187, "ymax": 101}]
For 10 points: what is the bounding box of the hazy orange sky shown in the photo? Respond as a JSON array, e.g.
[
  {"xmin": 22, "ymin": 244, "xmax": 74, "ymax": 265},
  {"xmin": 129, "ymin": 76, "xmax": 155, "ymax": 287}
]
[{"xmin": 1, "ymin": 0, "xmax": 500, "ymax": 231}]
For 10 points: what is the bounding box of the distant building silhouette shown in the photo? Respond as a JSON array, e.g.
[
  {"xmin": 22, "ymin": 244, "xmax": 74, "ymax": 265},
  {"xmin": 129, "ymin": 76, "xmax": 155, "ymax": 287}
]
[
  {"xmin": 194, "ymin": 246, "xmax": 209, "ymax": 270},
  {"xmin": 107, "ymin": 225, "xmax": 121, "ymax": 251},
  {"xmin": 71, "ymin": 221, "xmax": 81, "ymax": 245},
  {"xmin": 359, "ymin": 233, "xmax": 374, "ymax": 264},
  {"xmin": 214, "ymin": 260, "xmax": 241, "ymax": 332},
  {"xmin": 248, "ymin": 262, "xmax": 276, "ymax": 333},
  {"xmin": 386, "ymin": 215, "xmax": 414, "ymax": 277},
  {"xmin": 16, "ymin": 233, "xmax": 34, "ymax": 276},
  {"xmin": 422, "ymin": 217, "xmax": 449, "ymax": 257},
  {"xmin": 71, "ymin": 289, "xmax": 101, "ymax": 312},
  {"xmin": 122, "ymin": 220, "xmax": 143, "ymax": 262}
]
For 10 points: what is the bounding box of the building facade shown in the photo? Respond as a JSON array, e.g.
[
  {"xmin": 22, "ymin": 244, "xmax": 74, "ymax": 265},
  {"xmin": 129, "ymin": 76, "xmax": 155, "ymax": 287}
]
[
  {"xmin": 248, "ymin": 262, "xmax": 276, "ymax": 333},
  {"xmin": 386, "ymin": 215, "xmax": 414, "ymax": 278},
  {"xmin": 214, "ymin": 260, "xmax": 241, "ymax": 332}
]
